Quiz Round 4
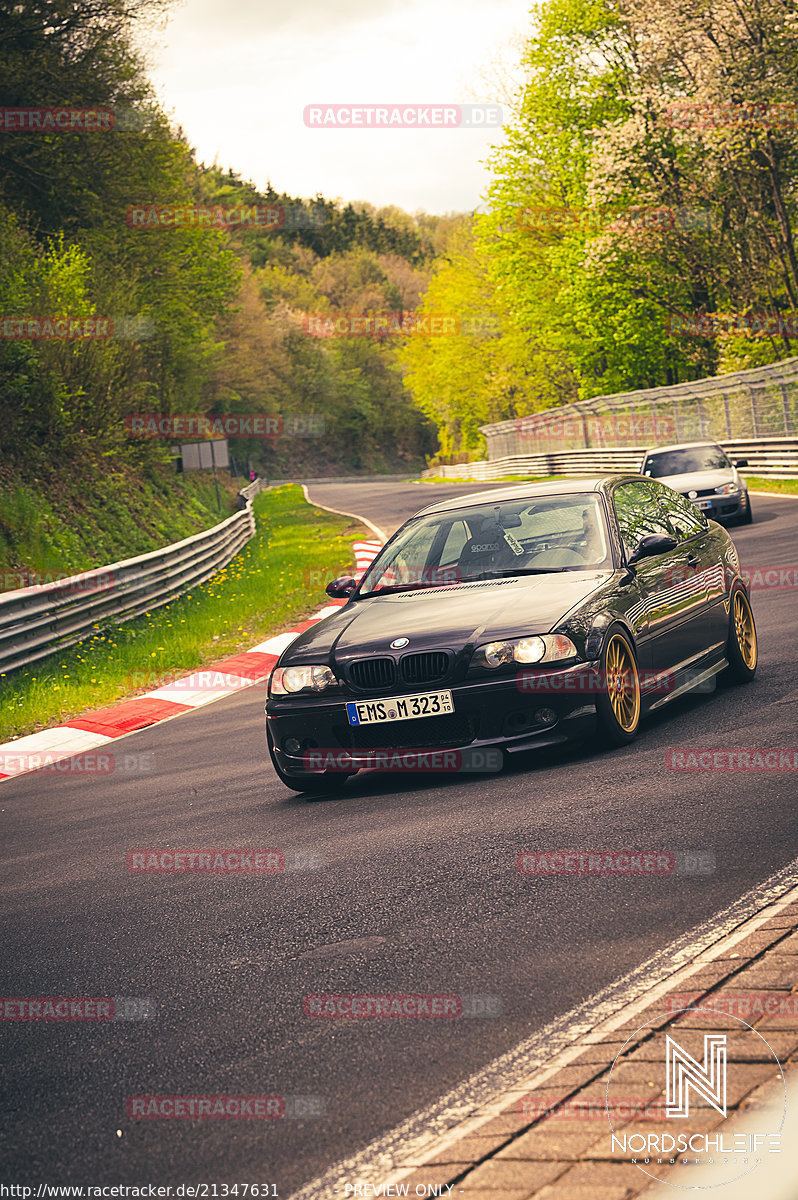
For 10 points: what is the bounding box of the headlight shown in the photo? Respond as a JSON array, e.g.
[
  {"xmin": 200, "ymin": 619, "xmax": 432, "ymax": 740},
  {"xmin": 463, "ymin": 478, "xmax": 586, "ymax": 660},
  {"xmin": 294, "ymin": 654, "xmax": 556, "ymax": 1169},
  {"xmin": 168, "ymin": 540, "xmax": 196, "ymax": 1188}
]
[
  {"xmin": 472, "ymin": 634, "xmax": 577, "ymax": 669},
  {"xmin": 715, "ymin": 483, "xmax": 740, "ymax": 495},
  {"xmin": 269, "ymin": 665, "xmax": 337, "ymax": 695}
]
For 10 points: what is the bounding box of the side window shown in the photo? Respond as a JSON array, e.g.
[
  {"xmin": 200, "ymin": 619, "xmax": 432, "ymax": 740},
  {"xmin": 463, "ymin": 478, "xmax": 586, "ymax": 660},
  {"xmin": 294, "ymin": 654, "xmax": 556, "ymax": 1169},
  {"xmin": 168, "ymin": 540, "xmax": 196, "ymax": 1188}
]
[
  {"xmin": 613, "ymin": 482, "xmax": 673, "ymax": 556},
  {"xmin": 652, "ymin": 482, "xmax": 708, "ymax": 541}
]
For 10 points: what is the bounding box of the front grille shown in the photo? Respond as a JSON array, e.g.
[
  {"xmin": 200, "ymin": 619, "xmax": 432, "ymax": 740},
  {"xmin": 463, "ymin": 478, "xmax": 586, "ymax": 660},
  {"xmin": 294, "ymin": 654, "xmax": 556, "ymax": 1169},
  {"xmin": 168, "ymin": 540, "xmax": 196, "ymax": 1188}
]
[
  {"xmin": 400, "ymin": 651, "xmax": 450, "ymax": 685},
  {"xmin": 348, "ymin": 657, "xmax": 395, "ymax": 690},
  {"xmin": 695, "ymin": 488, "xmax": 717, "ymax": 498},
  {"xmin": 334, "ymin": 713, "xmax": 478, "ymax": 751}
]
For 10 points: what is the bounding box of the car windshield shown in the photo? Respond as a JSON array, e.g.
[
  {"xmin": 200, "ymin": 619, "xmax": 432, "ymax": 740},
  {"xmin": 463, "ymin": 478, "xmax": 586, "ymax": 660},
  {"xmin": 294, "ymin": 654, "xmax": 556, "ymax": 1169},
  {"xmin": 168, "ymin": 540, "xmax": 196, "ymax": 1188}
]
[
  {"xmin": 643, "ymin": 446, "xmax": 731, "ymax": 476},
  {"xmin": 358, "ymin": 493, "xmax": 612, "ymax": 596}
]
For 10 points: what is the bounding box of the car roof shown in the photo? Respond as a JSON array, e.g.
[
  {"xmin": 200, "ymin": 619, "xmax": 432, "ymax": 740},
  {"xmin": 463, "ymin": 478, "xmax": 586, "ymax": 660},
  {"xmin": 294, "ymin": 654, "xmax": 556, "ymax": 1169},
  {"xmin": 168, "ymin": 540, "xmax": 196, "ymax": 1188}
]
[
  {"xmin": 413, "ymin": 475, "xmax": 640, "ymax": 518},
  {"xmin": 641, "ymin": 441, "xmax": 722, "ymax": 455}
]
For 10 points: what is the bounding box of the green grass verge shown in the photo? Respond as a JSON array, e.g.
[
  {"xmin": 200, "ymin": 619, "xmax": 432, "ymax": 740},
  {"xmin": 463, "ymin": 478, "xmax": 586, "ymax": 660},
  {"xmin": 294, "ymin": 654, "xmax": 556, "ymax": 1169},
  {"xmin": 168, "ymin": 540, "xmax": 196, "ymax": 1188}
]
[
  {"xmin": 0, "ymin": 485, "xmax": 370, "ymax": 742},
  {"xmin": 745, "ymin": 477, "xmax": 798, "ymax": 495}
]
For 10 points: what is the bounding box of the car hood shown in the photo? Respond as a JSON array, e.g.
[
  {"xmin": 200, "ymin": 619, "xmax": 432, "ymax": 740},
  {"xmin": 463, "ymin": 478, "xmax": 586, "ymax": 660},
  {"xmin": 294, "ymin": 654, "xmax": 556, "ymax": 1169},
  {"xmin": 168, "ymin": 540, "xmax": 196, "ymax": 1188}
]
[
  {"xmin": 655, "ymin": 468, "xmax": 740, "ymax": 492},
  {"xmin": 281, "ymin": 571, "xmax": 614, "ymax": 663}
]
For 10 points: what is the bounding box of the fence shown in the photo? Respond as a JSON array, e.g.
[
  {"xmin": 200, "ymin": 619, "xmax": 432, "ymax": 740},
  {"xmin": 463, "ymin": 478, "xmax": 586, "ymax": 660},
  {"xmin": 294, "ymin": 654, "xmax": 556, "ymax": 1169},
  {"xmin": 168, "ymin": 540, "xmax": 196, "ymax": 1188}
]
[
  {"xmin": 0, "ymin": 479, "xmax": 265, "ymax": 676},
  {"xmin": 423, "ymin": 438, "xmax": 798, "ymax": 481},
  {"xmin": 479, "ymin": 357, "xmax": 798, "ymax": 459}
]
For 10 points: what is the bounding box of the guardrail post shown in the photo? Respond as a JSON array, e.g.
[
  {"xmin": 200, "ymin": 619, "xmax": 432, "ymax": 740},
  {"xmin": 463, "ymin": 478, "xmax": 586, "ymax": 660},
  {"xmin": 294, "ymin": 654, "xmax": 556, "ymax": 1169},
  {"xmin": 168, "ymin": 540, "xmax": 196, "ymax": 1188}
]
[
  {"xmin": 781, "ymin": 382, "xmax": 792, "ymax": 434},
  {"xmin": 750, "ymin": 386, "xmax": 760, "ymax": 438}
]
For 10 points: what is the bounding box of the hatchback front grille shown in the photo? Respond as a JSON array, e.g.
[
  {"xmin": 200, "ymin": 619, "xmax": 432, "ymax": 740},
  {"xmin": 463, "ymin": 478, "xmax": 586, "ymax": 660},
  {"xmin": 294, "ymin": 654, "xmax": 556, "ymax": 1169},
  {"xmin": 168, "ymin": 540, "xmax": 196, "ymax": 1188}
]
[
  {"xmin": 400, "ymin": 651, "xmax": 450, "ymax": 685},
  {"xmin": 348, "ymin": 657, "xmax": 396, "ymax": 690}
]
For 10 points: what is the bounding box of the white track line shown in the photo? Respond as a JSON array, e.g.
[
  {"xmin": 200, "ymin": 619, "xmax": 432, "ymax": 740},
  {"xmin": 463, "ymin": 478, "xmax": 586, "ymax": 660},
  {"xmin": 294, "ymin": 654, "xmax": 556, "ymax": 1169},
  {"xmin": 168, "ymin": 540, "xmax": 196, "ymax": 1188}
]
[{"xmin": 287, "ymin": 859, "xmax": 798, "ymax": 1200}]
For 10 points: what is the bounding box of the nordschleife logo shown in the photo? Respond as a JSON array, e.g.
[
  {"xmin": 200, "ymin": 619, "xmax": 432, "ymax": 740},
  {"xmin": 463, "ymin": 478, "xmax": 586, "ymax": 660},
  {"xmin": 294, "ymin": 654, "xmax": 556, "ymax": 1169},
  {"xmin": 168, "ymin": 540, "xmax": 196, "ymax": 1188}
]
[{"xmin": 605, "ymin": 1011, "xmax": 785, "ymax": 1188}]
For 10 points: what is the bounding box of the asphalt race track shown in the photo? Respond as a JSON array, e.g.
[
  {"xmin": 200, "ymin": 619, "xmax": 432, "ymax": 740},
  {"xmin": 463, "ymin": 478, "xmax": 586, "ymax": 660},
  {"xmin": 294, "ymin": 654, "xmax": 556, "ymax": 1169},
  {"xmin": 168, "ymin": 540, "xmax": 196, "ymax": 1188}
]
[{"xmin": 1, "ymin": 481, "xmax": 797, "ymax": 1192}]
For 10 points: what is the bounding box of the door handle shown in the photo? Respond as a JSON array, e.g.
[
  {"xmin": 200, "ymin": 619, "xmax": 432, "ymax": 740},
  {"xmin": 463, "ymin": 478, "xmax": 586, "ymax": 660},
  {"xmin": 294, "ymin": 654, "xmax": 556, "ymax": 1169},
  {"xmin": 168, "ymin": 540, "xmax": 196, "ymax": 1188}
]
[{"xmin": 685, "ymin": 553, "xmax": 699, "ymax": 568}]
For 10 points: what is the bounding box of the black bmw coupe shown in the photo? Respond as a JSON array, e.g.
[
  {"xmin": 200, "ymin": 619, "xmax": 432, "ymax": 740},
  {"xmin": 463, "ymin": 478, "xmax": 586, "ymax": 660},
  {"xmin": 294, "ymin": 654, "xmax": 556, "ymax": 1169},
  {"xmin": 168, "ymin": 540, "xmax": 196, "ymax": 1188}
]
[{"xmin": 266, "ymin": 476, "xmax": 757, "ymax": 792}]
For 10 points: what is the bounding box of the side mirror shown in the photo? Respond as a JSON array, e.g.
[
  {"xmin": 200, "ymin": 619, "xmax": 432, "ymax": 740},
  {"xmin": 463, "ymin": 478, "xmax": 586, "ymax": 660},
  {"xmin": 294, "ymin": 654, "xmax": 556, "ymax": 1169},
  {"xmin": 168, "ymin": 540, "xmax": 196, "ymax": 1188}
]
[
  {"xmin": 325, "ymin": 575, "xmax": 357, "ymax": 599},
  {"xmin": 628, "ymin": 533, "xmax": 678, "ymax": 566},
  {"xmin": 734, "ymin": 458, "xmax": 748, "ymax": 468}
]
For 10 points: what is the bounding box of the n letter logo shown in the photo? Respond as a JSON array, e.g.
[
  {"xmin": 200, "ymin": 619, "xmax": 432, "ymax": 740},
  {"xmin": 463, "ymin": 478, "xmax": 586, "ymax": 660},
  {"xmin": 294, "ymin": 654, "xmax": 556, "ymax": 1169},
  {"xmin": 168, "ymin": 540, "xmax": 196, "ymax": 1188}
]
[{"xmin": 666, "ymin": 1034, "xmax": 727, "ymax": 1118}]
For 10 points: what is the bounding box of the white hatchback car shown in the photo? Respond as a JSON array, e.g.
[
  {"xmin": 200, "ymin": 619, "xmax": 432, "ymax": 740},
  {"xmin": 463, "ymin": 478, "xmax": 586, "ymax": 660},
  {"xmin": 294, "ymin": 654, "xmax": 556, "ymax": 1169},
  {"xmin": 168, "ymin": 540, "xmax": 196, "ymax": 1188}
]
[{"xmin": 640, "ymin": 441, "xmax": 752, "ymax": 524}]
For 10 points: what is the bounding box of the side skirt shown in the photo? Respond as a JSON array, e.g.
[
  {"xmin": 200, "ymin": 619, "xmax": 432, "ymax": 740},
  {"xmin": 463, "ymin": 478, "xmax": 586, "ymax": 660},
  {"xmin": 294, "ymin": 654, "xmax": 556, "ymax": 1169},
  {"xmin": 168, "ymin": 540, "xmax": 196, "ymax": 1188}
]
[{"xmin": 646, "ymin": 656, "xmax": 730, "ymax": 712}]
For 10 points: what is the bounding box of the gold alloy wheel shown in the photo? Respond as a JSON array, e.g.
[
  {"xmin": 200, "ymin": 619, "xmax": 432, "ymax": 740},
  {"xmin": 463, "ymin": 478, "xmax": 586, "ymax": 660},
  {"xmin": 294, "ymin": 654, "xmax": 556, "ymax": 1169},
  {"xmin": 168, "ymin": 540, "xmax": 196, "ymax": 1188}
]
[
  {"xmin": 733, "ymin": 591, "xmax": 757, "ymax": 670},
  {"xmin": 605, "ymin": 634, "xmax": 641, "ymax": 733}
]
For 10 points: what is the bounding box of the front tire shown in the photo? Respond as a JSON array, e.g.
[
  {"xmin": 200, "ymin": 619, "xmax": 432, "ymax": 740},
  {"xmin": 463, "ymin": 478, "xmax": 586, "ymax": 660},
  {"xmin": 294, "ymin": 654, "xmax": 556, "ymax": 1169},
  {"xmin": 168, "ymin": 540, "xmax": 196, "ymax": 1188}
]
[
  {"xmin": 724, "ymin": 589, "xmax": 757, "ymax": 682},
  {"xmin": 595, "ymin": 627, "xmax": 641, "ymax": 746},
  {"xmin": 267, "ymin": 730, "xmax": 353, "ymax": 794},
  {"xmin": 738, "ymin": 494, "xmax": 753, "ymax": 525}
]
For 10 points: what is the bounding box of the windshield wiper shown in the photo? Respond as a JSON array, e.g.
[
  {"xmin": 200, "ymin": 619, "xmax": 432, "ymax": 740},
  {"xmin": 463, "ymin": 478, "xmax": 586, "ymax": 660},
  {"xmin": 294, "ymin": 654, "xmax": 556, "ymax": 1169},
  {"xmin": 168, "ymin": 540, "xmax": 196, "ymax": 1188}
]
[
  {"xmin": 359, "ymin": 580, "xmax": 451, "ymax": 597},
  {"xmin": 359, "ymin": 566, "xmax": 575, "ymax": 596},
  {"xmin": 492, "ymin": 566, "xmax": 569, "ymax": 575}
]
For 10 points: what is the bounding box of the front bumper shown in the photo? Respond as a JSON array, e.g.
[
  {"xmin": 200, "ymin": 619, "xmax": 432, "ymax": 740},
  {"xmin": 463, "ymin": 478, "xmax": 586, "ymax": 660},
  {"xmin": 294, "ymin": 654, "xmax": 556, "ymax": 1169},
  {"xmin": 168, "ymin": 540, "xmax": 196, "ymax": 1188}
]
[
  {"xmin": 686, "ymin": 491, "xmax": 746, "ymax": 521},
  {"xmin": 266, "ymin": 662, "xmax": 600, "ymax": 776}
]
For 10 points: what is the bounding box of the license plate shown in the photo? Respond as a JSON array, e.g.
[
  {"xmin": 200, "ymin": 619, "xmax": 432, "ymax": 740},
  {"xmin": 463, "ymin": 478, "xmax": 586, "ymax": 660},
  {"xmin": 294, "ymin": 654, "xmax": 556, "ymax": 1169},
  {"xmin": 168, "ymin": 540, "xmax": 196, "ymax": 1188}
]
[
  {"xmin": 346, "ymin": 690, "xmax": 454, "ymax": 725},
  {"xmin": 695, "ymin": 499, "xmax": 713, "ymax": 510}
]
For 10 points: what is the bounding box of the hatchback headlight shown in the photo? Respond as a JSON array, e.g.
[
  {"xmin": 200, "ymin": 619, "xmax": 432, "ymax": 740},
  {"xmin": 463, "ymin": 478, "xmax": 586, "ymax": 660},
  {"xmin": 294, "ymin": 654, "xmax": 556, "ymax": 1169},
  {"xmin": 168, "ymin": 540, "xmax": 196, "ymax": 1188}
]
[
  {"xmin": 269, "ymin": 665, "xmax": 337, "ymax": 694},
  {"xmin": 472, "ymin": 634, "xmax": 577, "ymax": 669},
  {"xmin": 715, "ymin": 483, "xmax": 740, "ymax": 495}
]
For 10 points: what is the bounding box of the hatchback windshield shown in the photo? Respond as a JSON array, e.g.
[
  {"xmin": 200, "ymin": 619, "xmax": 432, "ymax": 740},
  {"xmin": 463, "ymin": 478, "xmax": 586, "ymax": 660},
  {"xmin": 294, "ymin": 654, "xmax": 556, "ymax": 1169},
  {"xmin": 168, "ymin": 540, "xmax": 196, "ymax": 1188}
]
[
  {"xmin": 358, "ymin": 493, "xmax": 612, "ymax": 595},
  {"xmin": 643, "ymin": 445, "xmax": 730, "ymax": 476}
]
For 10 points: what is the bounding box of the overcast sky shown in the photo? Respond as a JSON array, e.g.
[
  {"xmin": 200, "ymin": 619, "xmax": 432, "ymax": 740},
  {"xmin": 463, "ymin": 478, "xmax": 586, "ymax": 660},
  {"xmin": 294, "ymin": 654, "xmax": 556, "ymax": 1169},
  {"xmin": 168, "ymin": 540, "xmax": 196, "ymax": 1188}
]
[{"xmin": 147, "ymin": 0, "xmax": 531, "ymax": 216}]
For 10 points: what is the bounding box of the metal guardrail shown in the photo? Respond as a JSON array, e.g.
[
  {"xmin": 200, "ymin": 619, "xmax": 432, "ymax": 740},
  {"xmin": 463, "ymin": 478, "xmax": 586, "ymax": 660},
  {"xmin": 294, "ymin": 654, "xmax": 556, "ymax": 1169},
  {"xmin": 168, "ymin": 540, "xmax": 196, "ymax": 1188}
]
[
  {"xmin": 423, "ymin": 438, "xmax": 798, "ymax": 481},
  {"xmin": 0, "ymin": 479, "xmax": 265, "ymax": 676},
  {"xmin": 480, "ymin": 357, "xmax": 798, "ymax": 459}
]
